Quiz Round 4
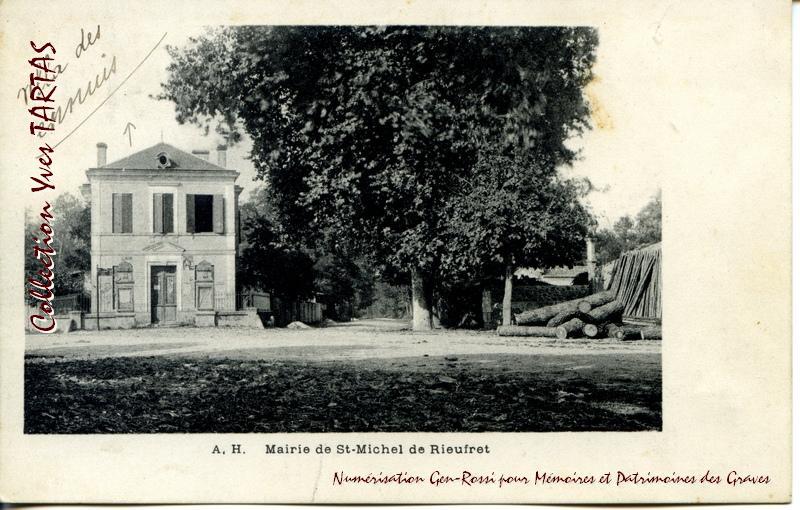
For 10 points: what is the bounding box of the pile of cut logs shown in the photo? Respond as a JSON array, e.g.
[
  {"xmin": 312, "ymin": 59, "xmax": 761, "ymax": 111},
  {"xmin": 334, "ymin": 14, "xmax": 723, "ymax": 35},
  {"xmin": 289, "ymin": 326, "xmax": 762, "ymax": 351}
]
[{"xmin": 497, "ymin": 290, "xmax": 662, "ymax": 340}]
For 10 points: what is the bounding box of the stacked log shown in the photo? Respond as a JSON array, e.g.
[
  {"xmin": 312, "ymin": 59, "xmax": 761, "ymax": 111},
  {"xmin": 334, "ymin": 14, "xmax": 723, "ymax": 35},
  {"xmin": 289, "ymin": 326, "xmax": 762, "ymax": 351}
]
[
  {"xmin": 613, "ymin": 325, "xmax": 643, "ymax": 341},
  {"xmin": 582, "ymin": 323, "xmax": 601, "ymax": 338},
  {"xmin": 516, "ymin": 290, "xmax": 614, "ymax": 326},
  {"xmin": 497, "ymin": 325, "xmax": 559, "ymax": 338},
  {"xmin": 514, "ymin": 296, "xmax": 587, "ymax": 325},
  {"xmin": 639, "ymin": 326, "xmax": 662, "ymax": 339},
  {"xmin": 502, "ymin": 288, "xmax": 660, "ymax": 341},
  {"xmin": 587, "ymin": 300, "xmax": 625, "ymax": 323},
  {"xmin": 546, "ymin": 310, "xmax": 594, "ymax": 328},
  {"xmin": 577, "ymin": 291, "xmax": 616, "ymax": 313},
  {"xmin": 498, "ymin": 320, "xmax": 658, "ymax": 340},
  {"xmin": 555, "ymin": 317, "xmax": 586, "ymax": 339}
]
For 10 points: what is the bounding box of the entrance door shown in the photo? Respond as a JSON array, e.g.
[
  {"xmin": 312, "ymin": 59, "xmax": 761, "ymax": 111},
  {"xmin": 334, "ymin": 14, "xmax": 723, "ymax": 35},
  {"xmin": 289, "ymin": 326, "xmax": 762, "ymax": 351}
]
[{"xmin": 150, "ymin": 265, "xmax": 177, "ymax": 324}]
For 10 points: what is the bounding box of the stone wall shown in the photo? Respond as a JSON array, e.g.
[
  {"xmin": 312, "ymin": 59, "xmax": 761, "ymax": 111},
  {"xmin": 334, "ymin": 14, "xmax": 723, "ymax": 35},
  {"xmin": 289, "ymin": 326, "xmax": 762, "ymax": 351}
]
[
  {"xmin": 25, "ymin": 309, "xmax": 85, "ymax": 333},
  {"xmin": 83, "ymin": 312, "xmax": 136, "ymax": 330}
]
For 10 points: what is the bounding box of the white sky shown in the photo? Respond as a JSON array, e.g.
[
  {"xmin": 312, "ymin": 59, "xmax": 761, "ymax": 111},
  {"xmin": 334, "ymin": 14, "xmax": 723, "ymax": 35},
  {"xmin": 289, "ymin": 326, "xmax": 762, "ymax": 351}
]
[{"xmin": 21, "ymin": 24, "xmax": 660, "ymax": 228}]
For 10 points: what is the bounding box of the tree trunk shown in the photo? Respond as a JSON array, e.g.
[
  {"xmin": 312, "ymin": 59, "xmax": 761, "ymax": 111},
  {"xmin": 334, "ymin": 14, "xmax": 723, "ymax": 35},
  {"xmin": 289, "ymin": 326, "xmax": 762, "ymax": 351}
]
[
  {"xmin": 411, "ymin": 269, "xmax": 432, "ymax": 331},
  {"xmin": 481, "ymin": 288, "xmax": 493, "ymax": 329},
  {"xmin": 432, "ymin": 308, "xmax": 442, "ymax": 329},
  {"xmin": 502, "ymin": 265, "xmax": 514, "ymax": 326}
]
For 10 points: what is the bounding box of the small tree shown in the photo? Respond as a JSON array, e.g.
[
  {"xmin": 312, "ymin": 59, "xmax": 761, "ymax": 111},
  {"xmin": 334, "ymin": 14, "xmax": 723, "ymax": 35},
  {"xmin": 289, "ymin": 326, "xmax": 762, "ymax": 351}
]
[
  {"xmin": 314, "ymin": 252, "xmax": 376, "ymax": 320},
  {"xmin": 237, "ymin": 208, "xmax": 316, "ymax": 301},
  {"xmin": 595, "ymin": 191, "xmax": 661, "ymax": 265},
  {"xmin": 443, "ymin": 148, "xmax": 591, "ymax": 326},
  {"xmin": 238, "ymin": 185, "xmax": 377, "ymax": 315},
  {"xmin": 24, "ymin": 193, "xmax": 91, "ymax": 304},
  {"xmin": 633, "ymin": 190, "xmax": 662, "ymax": 246}
]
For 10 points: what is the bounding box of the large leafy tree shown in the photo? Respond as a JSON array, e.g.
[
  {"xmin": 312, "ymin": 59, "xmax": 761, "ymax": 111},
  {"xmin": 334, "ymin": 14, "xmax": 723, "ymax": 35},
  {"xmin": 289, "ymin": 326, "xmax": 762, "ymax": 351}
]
[{"xmin": 159, "ymin": 26, "xmax": 598, "ymax": 330}]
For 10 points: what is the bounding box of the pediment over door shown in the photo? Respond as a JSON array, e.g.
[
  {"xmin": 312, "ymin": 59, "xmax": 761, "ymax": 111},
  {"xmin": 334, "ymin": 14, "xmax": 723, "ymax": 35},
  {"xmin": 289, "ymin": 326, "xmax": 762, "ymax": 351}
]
[{"xmin": 142, "ymin": 240, "xmax": 186, "ymax": 253}]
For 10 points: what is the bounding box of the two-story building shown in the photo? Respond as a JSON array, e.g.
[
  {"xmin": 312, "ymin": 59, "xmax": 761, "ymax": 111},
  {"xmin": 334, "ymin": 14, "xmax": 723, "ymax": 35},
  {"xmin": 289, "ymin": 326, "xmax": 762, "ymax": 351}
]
[{"xmin": 82, "ymin": 142, "xmax": 242, "ymax": 329}]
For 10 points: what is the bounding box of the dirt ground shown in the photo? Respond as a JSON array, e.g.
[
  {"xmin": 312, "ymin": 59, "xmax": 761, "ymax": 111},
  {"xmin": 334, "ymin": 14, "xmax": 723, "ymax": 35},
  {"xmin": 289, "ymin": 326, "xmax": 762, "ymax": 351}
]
[
  {"xmin": 26, "ymin": 318, "xmax": 659, "ymax": 362},
  {"xmin": 24, "ymin": 319, "xmax": 662, "ymax": 433}
]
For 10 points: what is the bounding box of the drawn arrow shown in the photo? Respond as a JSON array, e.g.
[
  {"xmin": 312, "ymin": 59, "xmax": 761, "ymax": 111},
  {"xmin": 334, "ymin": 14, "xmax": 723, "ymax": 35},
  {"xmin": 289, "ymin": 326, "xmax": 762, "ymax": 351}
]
[{"xmin": 123, "ymin": 122, "xmax": 137, "ymax": 146}]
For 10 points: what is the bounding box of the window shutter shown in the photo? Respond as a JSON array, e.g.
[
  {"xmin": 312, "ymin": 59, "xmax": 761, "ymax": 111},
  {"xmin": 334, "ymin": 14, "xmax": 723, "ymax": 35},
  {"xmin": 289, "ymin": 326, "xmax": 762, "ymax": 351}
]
[
  {"xmin": 163, "ymin": 193, "xmax": 174, "ymax": 233},
  {"xmin": 186, "ymin": 194, "xmax": 195, "ymax": 233},
  {"xmin": 112, "ymin": 193, "xmax": 123, "ymax": 233},
  {"xmin": 213, "ymin": 194, "xmax": 224, "ymax": 234},
  {"xmin": 153, "ymin": 193, "xmax": 163, "ymax": 233},
  {"xmin": 122, "ymin": 193, "xmax": 133, "ymax": 233},
  {"xmin": 236, "ymin": 207, "xmax": 241, "ymax": 244}
]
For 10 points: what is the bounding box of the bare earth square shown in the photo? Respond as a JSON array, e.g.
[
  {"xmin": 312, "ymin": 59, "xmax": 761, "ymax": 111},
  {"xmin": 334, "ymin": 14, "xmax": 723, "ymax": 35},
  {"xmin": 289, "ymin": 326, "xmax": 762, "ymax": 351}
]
[{"xmin": 24, "ymin": 320, "xmax": 661, "ymax": 433}]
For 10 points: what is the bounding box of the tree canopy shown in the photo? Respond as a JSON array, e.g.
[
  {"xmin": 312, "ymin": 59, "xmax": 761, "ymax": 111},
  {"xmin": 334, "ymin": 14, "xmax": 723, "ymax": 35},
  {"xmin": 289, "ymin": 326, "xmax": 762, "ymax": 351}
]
[
  {"xmin": 442, "ymin": 147, "xmax": 592, "ymax": 281},
  {"xmin": 159, "ymin": 26, "xmax": 599, "ymax": 329}
]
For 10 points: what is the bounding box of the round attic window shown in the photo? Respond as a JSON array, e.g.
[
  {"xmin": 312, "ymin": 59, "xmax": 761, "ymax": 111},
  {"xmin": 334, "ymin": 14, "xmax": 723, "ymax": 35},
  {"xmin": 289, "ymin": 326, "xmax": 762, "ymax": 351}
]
[{"xmin": 156, "ymin": 151, "xmax": 171, "ymax": 169}]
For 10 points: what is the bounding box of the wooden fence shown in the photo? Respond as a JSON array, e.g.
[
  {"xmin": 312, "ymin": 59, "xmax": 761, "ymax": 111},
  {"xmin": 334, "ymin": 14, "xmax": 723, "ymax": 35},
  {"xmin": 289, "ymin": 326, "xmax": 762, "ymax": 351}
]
[
  {"xmin": 237, "ymin": 291, "xmax": 271, "ymax": 310},
  {"xmin": 214, "ymin": 292, "xmax": 237, "ymax": 312},
  {"xmin": 236, "ymin": 291, "xmax": 321, "ymax": 326},
  {"xmin": 52, "ymin": 293, "xmax": 91, "ymax": 314},
  {"xmin": 269, "ymin": 297, "xmax": 322, "ymax": 326}
]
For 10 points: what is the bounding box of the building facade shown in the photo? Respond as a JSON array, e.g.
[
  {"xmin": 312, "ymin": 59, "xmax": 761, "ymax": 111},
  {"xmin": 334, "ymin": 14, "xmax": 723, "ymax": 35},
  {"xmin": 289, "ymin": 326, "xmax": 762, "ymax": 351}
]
[{"xmin": 83, "ymin": 142, "xmax": 241, "ymax": 328}]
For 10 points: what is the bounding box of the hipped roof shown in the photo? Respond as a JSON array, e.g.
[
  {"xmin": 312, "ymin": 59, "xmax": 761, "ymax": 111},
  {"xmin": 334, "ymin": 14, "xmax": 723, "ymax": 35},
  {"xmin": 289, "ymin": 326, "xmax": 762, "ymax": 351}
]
[{"xmin": 100, "ymin": 143, "xmax": 227, "ymax": 171}]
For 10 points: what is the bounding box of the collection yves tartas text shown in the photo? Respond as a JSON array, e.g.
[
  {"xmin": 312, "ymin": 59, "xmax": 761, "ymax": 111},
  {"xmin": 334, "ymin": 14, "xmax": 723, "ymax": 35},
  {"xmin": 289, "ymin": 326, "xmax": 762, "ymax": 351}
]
[{"xmin": 27, "ymin": 40, "xmax": 58, "ymax": 333}]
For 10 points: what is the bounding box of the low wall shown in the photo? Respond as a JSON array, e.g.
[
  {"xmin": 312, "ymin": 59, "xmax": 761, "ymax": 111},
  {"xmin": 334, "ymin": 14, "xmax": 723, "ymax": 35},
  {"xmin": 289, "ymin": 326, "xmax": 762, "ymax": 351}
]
[
  {"xmin": 25, "ymin": 307, "xmax": 276, "ymax": 332},
  {"xmin": 195, "ymin": 310, "xmax": 216, "ymax": 327},
  {"xmin": 84, "ymin": 312, "xmax": 136, "ymax": 330},
  {"xmin": 25, "ymin": 311, "xmax": 84, "ymax": 334},
  {"xmin": 216, "ymin": 308, "xmax": 272, "ymax": 328}
]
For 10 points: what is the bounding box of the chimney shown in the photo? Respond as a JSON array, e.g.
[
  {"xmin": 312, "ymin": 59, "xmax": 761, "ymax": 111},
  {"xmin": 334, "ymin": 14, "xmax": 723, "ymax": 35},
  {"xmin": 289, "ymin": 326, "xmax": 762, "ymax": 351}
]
[
  {"xmin": 191, "ymin": 149, "xmax": 210, "ymax": 161},
  {"xmin": 216, "ymin": 144, "xmax": 227, "ymax": 168},
  {"xmin": 96, "ymin": 142, "xmax": 107, "ymax": 166}
]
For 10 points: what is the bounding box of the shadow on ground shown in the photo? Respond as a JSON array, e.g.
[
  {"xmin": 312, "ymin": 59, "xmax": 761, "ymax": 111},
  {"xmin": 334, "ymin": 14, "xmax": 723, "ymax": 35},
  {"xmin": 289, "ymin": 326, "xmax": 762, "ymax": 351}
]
[{"xmin": 25, "ymin": 352, "xmax": 661, "ymax": 433}]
